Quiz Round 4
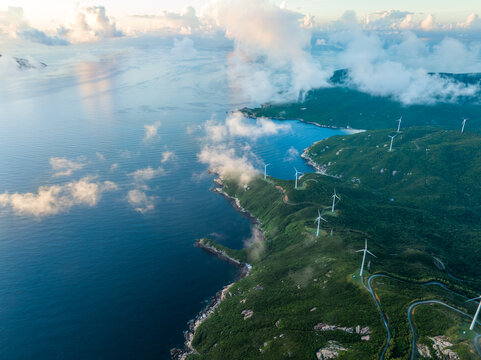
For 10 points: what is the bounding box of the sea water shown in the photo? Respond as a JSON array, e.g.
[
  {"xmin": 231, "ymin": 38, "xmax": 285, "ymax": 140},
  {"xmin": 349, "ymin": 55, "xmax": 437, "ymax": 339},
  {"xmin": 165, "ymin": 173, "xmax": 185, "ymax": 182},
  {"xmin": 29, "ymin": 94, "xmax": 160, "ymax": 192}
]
[{"xmin": 0, "ymin": 36, "xmax": 345, "ymax": 359}]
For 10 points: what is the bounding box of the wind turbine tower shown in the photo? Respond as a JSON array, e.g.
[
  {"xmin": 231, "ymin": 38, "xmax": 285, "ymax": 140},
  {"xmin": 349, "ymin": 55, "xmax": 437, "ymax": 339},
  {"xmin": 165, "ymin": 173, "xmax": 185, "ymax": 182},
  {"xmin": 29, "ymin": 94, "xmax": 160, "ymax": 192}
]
[
  {"xmin": 356, "ymin": 240, "xmax": 377, "ymax": 277},
  {"xmin": 315, "ymin": 209, "xmax": 327, "ymax": 237},
  {"xmin": 264, "ymin": 164, "xmax": 270, "ymax": 180},
  {"xmin": 396, "ymin": 116, "xmax": 402, "ymax": 133},
  {"xmin": 461, "ymin": 118, "xmax": 468, "ymax": 134},
  {"xmin": 388, "ymin": 134, "xmax": 397, "ymax": 152},
  {"xmin": 294, "ymin": 168, "xmax": 302, "ymax": 189},
  {"xmin": 331, "ymin": 189, "xmax": 340, "ymax": 213},
  {"xmin": 467, "ymin": 296, "xmax": 481, "ymax": 331}
]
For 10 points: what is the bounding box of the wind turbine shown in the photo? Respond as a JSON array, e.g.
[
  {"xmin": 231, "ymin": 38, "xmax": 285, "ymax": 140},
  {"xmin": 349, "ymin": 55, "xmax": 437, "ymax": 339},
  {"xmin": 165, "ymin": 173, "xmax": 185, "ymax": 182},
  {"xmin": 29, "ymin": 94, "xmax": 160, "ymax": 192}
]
[
  {"xmin": 461, "ymin": 118, "xmax": 468, "ymax": 134},
  {"xmin": 331, "ymin": 189, "xmax": 340, "ymax": 213},
  {"xmin": 396, "ymin": 116, "xmax": 403, "ymax": 133},
  {"xmin": 294, "ymin": 168, "xmax": 302, "ymax": 189},
  {"xmin": 356, "ymin": 239, "xmax": 376, "ymax": 277},
  {"xmin": 314, "ymin": 209, "xmax": 327, "ymax": 237},
  {"xmin": 388, "ymin": 134, "xmax": 397, "ymax": 152},
  {"xmin": 264, "ymin": 164, "xmax": 270, "ymax": 180},
  {"xmin": 466, "ymin": 296, "xmax": 481, "ymax": 331}
]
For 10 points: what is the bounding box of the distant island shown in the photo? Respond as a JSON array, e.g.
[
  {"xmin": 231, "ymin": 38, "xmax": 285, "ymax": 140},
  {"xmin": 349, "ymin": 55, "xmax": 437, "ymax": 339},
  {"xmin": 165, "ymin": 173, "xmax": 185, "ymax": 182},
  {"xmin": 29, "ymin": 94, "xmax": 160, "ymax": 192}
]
[{"xmin": 0, "ymin": 54, "xmax": 47, "ymax": 69}]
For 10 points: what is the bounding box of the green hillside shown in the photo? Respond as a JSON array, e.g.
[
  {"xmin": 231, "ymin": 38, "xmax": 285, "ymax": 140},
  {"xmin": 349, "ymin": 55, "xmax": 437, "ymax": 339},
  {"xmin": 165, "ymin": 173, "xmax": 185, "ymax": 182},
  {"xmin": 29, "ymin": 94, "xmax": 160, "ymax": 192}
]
[{"xmin": 187, "ymin": 128, "xmax": 481, "ymax": 359}]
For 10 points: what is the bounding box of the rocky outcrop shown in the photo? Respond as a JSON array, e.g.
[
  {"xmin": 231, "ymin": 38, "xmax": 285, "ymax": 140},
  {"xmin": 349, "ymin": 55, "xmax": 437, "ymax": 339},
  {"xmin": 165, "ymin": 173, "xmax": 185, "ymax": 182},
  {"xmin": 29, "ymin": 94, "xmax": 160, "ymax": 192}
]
[
  {"xmin": 316, "ymin": 341, "xmax": 348, "ymax": 359},
  {"xmin": 429, "ymin": 336, "xmax": 459, "ymax": 360},
  {"xmin": 241, "ymin": 310, "xmax": 254, "ymax": 320},
  {"xmin": 417, "ymin": 343, "xmax": 432, "ymax": 358},
  {"xmin": 314, "ymin": 322, "xmax": 371, "ymax": 337}
]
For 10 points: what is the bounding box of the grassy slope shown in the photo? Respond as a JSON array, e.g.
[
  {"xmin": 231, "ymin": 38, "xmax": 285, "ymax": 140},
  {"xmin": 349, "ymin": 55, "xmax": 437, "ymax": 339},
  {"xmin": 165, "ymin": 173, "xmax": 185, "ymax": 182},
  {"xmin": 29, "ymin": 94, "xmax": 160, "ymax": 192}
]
[{"xmin": 188, "ymin": 127, "xmax": 481, "ymax": 359}]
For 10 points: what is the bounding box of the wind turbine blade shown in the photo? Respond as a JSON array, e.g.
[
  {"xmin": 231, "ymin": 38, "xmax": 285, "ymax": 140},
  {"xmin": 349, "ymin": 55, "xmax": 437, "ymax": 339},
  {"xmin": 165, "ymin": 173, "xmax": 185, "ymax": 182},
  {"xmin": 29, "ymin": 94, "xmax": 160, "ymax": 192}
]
[
  {"xmin": 320, "ymin": 217, "xmax": 327, "ymax": 222},
  {"xmin": 356, "ymin": 249, "xmax": 364, "ymax": 253},
  {"xmin": 466, "ymin": 297, "xmax": 481, "ymax": 303},
  {"xmin": 318, "ymin": 209, "xmax": 321, "ymax": 217},
  {"xmin": 366, "ymin": 250, "xmax": 377, "ymax": 258}
]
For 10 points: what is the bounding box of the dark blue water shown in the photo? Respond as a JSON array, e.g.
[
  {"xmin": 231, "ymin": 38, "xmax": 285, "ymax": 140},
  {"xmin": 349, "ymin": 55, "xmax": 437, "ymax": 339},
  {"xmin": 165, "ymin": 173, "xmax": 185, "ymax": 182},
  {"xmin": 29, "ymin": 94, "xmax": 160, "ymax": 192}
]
[{"xmin": 0, "ymin": 37, "xmax": 344, "ymax": 359}]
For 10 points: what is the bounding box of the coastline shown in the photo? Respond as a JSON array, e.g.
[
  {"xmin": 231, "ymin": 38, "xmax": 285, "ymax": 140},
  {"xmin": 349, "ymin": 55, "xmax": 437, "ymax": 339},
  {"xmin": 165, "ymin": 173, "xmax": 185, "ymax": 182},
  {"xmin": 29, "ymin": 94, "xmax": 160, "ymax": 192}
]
[
  {"xmin": 240, "ymin": 110, "xmax": 365, "ymax": 134},
  {"xmin": 301, "ymin": 147, "xmax": 343, "ymax": 179},
  {"xmin": 171, "ymin": 176, "xmax": 258, "ymax": 360}
]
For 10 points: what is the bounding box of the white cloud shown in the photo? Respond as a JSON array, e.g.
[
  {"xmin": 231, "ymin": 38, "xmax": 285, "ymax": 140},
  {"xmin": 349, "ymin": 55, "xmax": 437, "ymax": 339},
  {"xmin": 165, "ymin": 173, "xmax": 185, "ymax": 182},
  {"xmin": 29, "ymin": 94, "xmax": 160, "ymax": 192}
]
[
  {"xmin": 226, "ymin": 111, "xmax": 291, "ymax": 138},
  {"xmin": 0, "ymin": 6, "xmax": 68, "ymax": 45},
  {"xmin": 283, "ymin": 146, "xmax": 299, "ymax": 162},
  {"xmin": 331, "ymin": 9, "xmax": 481, "ymax": 35},
  {"xmin": 96, "ymin": 152, "xmax": 105, "ymax": 161},
  {"xmin": 205, "ymin": 119, "xmax": 228, "ymax": 142},
  {"xmin": 205, "ymin": 0, "xmax": 330, "ymax": 103},
  {"xmin": 128, "ymin": 166, "xmax": 166, "ymax": 182},
  {"xmin": 127, "ymin": 189, "xmax": 155, "ymax": 213},
  {"xmin": 57, "ymin": 5, "xmax": 123, "ymax": 44},
  {"xmin": 50, "ymin": 157, "xmax": 86, "ymax": 177},
  {"xmin": 198, "ymin": 144, "xmax": 259, "ymax": 186},
  {"xmin": 205, "ymin": 111, "xmax": 291, "ymax": 142},
  {"xmin": 0, "ymin": 178, "xmax": 117, "ymax": 217},
  {"xmin": 334, "ymin": 31, "xmax": 480, "ymax": 104},
  {"xmin": 363, "ymin": 9, "xmax": 413, "ymax": 30},
  {"xmin": 459, "ymin": 13, "xmax": 481, "ymax": 30},
  {"xmin": 0, "ymin": 6, "xmax": 28, "ymax": 35},
  {"xmin": 143, "ymin": 121, "xmax": 161, "ymax": 141},
  {"xmin": 171, "ymin": 37, "xmax": 197, "ymax": 58},
  {"xmin": 0, "ymin": 54, "xmax": 20, "ymax": 75},
  {"xmin": 421, "ymin": 14, "xmax": 437, "ymax": 31},
  {"xmin": 161, "ymin": 151, "xmax": 175, "ymax": 163}
]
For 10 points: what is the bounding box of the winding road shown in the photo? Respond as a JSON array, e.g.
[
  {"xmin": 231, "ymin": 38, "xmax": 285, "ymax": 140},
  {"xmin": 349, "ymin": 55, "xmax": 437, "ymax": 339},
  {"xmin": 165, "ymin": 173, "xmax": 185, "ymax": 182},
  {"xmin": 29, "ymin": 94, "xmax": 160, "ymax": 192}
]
[{"xmin": 362, "ymin": 274, "xmax": 481, "ymax": 360}]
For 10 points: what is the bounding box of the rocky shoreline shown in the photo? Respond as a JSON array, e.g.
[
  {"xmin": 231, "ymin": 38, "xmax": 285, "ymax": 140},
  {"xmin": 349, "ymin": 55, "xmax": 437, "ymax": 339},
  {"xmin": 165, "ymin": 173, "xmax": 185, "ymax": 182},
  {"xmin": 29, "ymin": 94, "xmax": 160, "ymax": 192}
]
[{"xmin": 171, "ymin": 177, "xmax": 257, "ymax": 360}]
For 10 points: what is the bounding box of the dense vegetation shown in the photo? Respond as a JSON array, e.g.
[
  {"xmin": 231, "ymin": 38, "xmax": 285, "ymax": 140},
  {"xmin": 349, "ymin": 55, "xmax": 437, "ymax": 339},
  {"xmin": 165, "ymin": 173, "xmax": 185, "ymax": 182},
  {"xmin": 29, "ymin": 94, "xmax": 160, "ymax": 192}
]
[
  {"xmin": 241, "ymin": 72, "xmax": 481, "ymax": 133},
  {"xmin": 186, "ymin": 82, "xmax": 481, "ymax": 359}
]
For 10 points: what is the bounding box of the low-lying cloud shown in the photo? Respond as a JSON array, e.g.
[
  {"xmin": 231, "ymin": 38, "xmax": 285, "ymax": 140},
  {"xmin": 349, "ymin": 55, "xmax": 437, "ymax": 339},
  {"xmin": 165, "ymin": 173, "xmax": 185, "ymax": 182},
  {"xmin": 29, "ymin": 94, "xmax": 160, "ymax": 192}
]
[
  {"xmin": 333, "ymin": 30, "xmax": 481, "ymax": 104},
  {"xmin": 198, "ymin": 144, "xmax": 259, "ymax": 186},
  {"xmin": 128, "ymin": 166, "xmax": 166, "ymax": 182},
  {"xmin": 0, "ymin": 178, "xmax": 117, "ymax": 217},
  {"xmin": 143, "ymin": 121, "xmax": 161, "ymax": 141},
  {"xmin": 127, "ymin": 189, "xmax": 155, "ymax": 213},
  {"xmin": 283, "ymin": 146, "xmax": 299, "ymax": 162},
  {"xmin": 205, "ymin": 111, "xmax": 290, "ymax": 142},
  {"xmin": 206, "ymin": 0, "xmax": 330, "ymax": 103},
  {"xmin": 170, "ymin": 37, "xmax": 197, "ymax": 58},
  {"xmin": 161, "ymin": 151, "xmax": 175, "ymax": 163},
  {"xmin": 50, "ymin": 157, "xmax": 86, "ymax": 177}
]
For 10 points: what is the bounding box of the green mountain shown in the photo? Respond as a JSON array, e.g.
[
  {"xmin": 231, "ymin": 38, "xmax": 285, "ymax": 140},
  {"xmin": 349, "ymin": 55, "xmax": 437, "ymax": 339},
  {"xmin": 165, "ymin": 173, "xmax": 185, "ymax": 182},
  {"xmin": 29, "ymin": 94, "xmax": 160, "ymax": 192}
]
[{"xmin": 241, "ymin": 71, "xmax": 481, "ymax": 132}]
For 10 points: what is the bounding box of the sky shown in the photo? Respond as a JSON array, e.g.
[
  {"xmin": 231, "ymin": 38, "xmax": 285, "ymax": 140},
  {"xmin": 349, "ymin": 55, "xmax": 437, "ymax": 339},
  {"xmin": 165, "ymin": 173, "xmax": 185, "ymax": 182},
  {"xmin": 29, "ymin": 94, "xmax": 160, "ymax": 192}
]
[
  {"xmin": 7, "ymin": 0, "xmax": 481, "ymax": 27},
  {"xmin": 1, "ymin": 0, "xmax": 481, "ymax": 108}
]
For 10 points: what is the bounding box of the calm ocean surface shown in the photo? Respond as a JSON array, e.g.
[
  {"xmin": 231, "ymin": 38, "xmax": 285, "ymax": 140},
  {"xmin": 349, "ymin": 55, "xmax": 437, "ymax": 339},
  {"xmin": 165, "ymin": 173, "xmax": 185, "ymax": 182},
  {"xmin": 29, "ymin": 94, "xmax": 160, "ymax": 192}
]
[{"xmin": 0, "ymin": 36, "xmax": 344, "ymax": 359}]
